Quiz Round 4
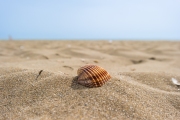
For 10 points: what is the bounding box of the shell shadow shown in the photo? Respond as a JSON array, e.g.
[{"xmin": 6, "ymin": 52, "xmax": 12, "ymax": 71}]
[{"xmin": 71, "ymin": 76, "xmax": 89, "ymax": 90}]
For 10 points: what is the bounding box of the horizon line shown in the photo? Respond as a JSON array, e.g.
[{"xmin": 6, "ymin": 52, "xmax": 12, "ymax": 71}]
[{"xmin": 0, "ymin": 39, "xmax": 180, "ymax": 41}]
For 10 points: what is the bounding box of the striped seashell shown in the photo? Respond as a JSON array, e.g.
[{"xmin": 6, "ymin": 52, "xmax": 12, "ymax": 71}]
[{"xmin": 77, "ymin": 65, "xmax": 111, "ymax": 87}]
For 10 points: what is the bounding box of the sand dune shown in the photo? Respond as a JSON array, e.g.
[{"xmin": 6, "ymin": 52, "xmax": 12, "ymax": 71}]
[{"xmin": 0, "ymin": 40, "xmax": 180, "ymax": 120}]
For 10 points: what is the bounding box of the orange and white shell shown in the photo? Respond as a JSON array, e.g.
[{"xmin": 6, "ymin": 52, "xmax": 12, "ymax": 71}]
[{"xmin": 77, "ymin": 65, "xmax": 111, "ymax": 87}]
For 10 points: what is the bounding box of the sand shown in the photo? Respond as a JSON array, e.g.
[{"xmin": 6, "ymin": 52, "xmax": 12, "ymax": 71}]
[{"xmin": 0, "ymin": 40, "xmax": 180, "ymax": 120}]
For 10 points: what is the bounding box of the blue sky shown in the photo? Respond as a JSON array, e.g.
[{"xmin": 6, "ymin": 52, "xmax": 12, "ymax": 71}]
[{"xmin": 0, "ymin": 0, "xmax": 180, "ymax": 40}]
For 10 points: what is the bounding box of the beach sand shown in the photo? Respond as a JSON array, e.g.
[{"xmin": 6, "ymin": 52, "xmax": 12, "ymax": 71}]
[{"xmin": 0, "ymin": 40, "xmax": 180, "ymax": 120}]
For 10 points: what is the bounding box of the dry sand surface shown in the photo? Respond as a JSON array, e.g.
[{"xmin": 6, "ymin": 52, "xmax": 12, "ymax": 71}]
[{"xmin": 0, "ymin": 40, "xmax": 180, "ymax": 120}]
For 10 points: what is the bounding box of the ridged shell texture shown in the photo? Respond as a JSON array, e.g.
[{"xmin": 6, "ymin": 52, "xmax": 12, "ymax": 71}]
[{"xmin": 77, "ymin": 65, "xmax": 111, "ymax": 87}]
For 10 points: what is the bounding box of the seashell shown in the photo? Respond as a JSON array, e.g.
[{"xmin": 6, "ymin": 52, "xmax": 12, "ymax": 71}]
[
  {"xmin": 172, "ymin": 78, "xmax": 180, "ymax": 86},
  {"xmin": 77, "ymin": 65, "xmax": 111, "ymax": 87}
]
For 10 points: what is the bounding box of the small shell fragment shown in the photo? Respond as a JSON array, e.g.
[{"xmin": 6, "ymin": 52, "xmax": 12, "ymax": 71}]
[
  {"xmin": 77, "ymin": 65, "xmax": 111, "ymax": 87},
  {"xmin": 172, "ymin": 78, "xmax": 180, "ymax": 86}
]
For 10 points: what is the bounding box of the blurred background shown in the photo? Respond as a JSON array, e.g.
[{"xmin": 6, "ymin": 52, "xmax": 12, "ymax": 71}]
[{"xmin": 0, "ymin": 0, "xmax": 180, "ymax": 40}]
